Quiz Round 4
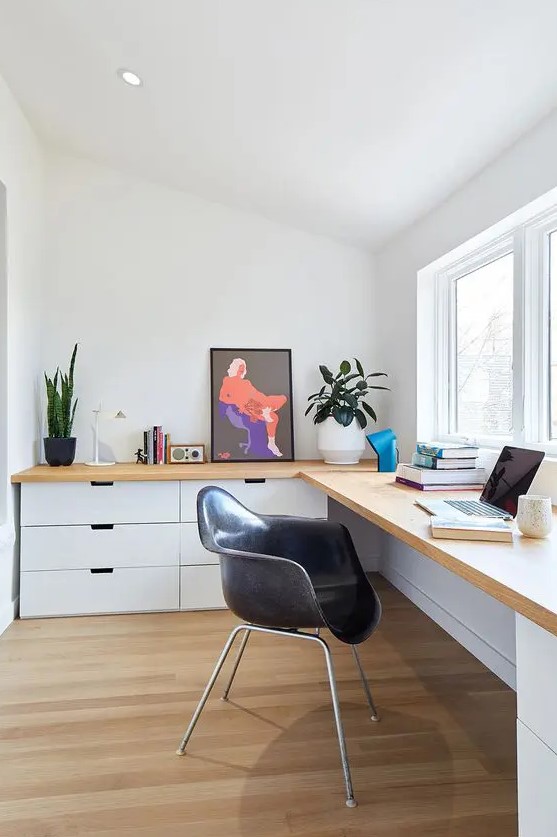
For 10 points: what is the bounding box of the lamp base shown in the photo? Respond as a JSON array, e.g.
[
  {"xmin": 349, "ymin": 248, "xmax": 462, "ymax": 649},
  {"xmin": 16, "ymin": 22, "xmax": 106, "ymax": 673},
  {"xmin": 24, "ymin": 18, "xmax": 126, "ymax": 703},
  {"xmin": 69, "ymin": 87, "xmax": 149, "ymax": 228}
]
[{"xmin": 84, "ymin": 461, "xmax": 116, "ymax": 467}]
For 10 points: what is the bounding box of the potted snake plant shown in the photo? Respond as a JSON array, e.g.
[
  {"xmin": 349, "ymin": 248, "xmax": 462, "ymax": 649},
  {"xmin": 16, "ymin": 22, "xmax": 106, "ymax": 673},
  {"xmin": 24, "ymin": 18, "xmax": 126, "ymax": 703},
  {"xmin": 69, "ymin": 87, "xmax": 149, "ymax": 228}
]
[
  {"xmin": 43, "ymin": 343, "xmax": 78, "ymax": 466},
  {"xmin": 306, "ymin": 359, "xmax": 389, "ymax": 464}
]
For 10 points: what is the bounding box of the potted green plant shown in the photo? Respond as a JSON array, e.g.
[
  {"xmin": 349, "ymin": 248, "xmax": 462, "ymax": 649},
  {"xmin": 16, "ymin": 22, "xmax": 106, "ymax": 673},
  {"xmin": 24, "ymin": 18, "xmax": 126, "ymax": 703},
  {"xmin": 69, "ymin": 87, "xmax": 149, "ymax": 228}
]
[
  {"xmin": 43, "ymin": 343, "xmax": 78, "ymax": 466},
  {"xmin": 306, "ymin": 358, "xmax": 389, "ymax": 464}
]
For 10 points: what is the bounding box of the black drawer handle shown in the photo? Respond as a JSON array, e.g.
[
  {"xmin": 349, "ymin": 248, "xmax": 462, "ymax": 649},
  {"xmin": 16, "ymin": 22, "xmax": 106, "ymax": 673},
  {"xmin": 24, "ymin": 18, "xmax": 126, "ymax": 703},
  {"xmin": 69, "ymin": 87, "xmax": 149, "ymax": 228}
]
[
  {"xmin": 90, "ymin": 481, "xmax": 114, "ymax": 487},
  {"xmin": 244, "ymin": 478, "xmax": 266, "ymax": 484},
  {"xmin": 90, "ymin": 568, "xmax": 114, "ymax": 574},
  {"xmin": 90, "ymin": 524, "xmax": 114, "ymax": 530}
]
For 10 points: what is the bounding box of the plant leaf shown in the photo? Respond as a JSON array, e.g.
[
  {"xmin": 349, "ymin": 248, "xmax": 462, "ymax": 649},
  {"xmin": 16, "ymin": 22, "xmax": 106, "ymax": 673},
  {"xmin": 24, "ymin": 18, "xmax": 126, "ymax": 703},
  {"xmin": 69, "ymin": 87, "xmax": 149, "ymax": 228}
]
[
  {"xmin": 366, "ymin": 372, "xmax": 388, "ymax": 378},
  {"xmin": 355, "ymin": 358, "xmax": 364, "ymax": 377},
  {"xmin": 355, "ymin": 408, "xmax": 367, "ymax": 429},
  {"xmin": 340, "ymin": 360, "xmax": 351, "ymax": 376},
  {"xmin": 362, "ymin": 402, "xmax": 377, "ymax": 422},
  {"xmin": 319, "ymin": 364, "xmax": 334, "ymax": 384},
  {"xmin": 304, "ymin": 404, "xmax": 314, "ymax": 416},
  {"xmin": 367, "ymin": 385, "xmax": 390, "ymax": 391}
]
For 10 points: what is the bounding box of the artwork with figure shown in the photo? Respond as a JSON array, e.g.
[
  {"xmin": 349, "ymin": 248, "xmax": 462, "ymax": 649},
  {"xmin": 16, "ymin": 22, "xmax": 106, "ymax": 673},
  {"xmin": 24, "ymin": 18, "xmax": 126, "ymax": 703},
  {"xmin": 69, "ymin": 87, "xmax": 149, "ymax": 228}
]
[{"xmin": 211, "ymin": 348, "xmax": 294, "ymax": 462}]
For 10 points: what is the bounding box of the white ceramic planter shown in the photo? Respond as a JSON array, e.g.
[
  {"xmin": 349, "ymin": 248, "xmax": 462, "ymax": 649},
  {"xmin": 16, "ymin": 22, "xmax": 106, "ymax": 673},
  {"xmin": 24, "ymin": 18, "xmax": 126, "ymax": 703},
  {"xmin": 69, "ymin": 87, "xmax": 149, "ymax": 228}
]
[{"xmin": 317, "ymin": 417, "xmax": 366, "ymax": 465}]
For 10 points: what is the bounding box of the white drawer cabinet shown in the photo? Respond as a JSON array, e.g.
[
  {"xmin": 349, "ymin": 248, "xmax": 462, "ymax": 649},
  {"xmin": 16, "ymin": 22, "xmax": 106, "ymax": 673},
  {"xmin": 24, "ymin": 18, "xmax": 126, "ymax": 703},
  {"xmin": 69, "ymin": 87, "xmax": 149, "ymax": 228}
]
[
  {"xmin": 180, "ymin": 478, "xmax": 327, "ymax": 522},
  {"xmin": 181, "ymin": 523, "xmax": 218, "ymax": 566},
  {"xmin": 21, "ymin": 523, "xmax": 180, "ymax": 571},
  {"xmin": 18, "ymin": 474, "xmax": 327, "ymax": 618},
  {"xmin": 517, "ymin": 720, "xmax": 557, "ymax": 836},
  {"xmin": 20, "ymin": 566, "xmax": 180, "ymax": 618},
  {"xmin": 516, "ymin": 614, "xmax": 557, "ymax": 755},
  {"xmin": 180, "ymin": 565, "xmax": 226, "ymax": 610},
  {"xmin": 21, "ymin": 481, "xmax": 180, "ymax": 526}
]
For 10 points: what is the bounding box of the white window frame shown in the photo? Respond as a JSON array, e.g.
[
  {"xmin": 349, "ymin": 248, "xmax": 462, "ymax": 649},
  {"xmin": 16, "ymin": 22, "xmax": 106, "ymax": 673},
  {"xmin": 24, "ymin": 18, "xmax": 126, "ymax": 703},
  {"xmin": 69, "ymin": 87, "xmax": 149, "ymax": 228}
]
[{"xmin": 433, "ymin": 204, "xmax": 557, "ymax": 456}]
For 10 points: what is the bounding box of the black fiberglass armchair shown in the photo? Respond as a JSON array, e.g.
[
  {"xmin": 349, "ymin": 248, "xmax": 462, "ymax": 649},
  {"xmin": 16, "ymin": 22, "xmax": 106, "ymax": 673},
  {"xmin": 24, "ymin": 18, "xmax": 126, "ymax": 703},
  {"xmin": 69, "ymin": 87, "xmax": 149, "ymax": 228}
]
[{"xmin": 176, "ymin": 486, "xmax": 382, "ymax": 807}]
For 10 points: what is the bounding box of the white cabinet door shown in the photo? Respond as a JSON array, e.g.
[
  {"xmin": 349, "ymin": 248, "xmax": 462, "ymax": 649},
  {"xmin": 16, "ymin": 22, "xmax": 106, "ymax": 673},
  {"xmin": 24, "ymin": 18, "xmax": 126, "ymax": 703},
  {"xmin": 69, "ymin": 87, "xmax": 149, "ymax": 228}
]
[
  {"xmin": 21, "ymin": 523, "xmax": 180, "ymax": 571},
  {"xmin": 516, "ymin": 614, "xmax": 557, "ymax": 755},
  {"xmin": 518, "ymin": 720, "xmax": 557, "ymax": 836},
  {"xmin": 180, "ymin": 523, "xmax": 218, "ymax": 566},
  {"xmin": 180, "ymin": 565, "xmax": 226, "ymax": 610},
  {"xmin": 20, "ymin": 566, "xmax": 180, "ymax": 617},
  {"xmin": 21, "ymin": 481, "xmax": 180, "ymax": 526},
  {"xmin": 180, "ymin": 478, "xmax": 327, "ymax": 522}
]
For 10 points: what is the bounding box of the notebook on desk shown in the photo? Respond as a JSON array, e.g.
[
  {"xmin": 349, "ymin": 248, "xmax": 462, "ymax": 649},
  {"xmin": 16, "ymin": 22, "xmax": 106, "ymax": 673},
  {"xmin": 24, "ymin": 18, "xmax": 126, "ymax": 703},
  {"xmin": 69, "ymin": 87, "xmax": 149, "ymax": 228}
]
[{"xmin": 415, "ymin": 446, "xmax": 545, "ymax": 520}]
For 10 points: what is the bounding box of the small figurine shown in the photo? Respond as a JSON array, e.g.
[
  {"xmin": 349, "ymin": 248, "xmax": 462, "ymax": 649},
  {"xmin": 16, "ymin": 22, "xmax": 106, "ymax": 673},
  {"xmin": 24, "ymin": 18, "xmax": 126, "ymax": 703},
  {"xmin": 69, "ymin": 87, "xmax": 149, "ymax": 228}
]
[{"xmin": 135, "ymin": 447, "xmax": 147, "ymax": 464}]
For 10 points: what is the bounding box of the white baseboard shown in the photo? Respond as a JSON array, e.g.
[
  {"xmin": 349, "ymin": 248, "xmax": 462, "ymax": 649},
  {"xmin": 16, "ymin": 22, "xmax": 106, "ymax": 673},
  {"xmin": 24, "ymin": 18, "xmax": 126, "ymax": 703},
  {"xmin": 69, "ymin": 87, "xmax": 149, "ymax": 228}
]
[
  {"xmin": 381, "ymin": 564, "xmax": 516, "ymax": 690},
  {"xmin": 0, "ymin": 597, "xmax": 17, "ymax": 637}
]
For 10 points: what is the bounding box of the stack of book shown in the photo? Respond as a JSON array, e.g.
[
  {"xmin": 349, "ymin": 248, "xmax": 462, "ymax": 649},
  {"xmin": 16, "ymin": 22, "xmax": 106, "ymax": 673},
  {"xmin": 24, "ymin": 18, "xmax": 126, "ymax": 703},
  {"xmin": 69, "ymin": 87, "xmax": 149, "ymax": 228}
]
[
  {"xmin": 143, "ymin": 426, "xmax": 171, "ymax": 464},
  {"xmin": 395, "ymin": 442, "xmax": 487, "ymax": 491}
]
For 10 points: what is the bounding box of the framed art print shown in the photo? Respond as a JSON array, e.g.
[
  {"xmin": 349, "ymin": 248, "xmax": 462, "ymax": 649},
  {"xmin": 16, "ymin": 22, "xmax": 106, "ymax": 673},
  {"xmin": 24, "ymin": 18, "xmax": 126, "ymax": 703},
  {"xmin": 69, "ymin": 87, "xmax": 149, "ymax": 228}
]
[{"xmin": 210, "ymin": 348, "xmax": 294, "ymax": 462}]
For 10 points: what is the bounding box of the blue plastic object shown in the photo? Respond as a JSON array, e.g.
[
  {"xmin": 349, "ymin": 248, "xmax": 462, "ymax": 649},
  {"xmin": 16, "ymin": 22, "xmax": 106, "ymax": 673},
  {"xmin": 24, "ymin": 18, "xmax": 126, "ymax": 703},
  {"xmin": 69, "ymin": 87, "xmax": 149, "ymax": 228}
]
[{"xmin": 366, "ymin": 428, "xmax": 398, "ymax": 472}]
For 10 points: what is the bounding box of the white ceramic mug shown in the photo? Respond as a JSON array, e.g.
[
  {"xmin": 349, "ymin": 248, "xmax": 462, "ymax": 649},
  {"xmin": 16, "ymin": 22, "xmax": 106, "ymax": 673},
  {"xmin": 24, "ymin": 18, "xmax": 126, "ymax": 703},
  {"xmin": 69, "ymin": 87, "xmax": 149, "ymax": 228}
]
[{"xmin": 516, "ymin": 495, "xmax": 553, "ymax": 538}]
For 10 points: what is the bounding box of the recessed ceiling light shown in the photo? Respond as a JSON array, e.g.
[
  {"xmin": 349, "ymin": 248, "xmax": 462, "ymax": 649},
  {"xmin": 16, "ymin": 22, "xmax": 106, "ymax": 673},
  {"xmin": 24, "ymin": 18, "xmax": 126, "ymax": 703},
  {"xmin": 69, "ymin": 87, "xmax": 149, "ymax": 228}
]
[{"xmin": 117, "ymin": 68, "xmax": 143, "ymax": 87}]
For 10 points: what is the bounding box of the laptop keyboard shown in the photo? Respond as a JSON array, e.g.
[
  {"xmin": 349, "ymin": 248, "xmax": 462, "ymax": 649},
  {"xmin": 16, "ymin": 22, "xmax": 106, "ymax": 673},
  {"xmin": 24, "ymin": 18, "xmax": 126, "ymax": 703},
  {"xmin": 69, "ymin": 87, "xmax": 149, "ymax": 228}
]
[{"xmin": 444, "ymin": 500, "xmax": 510, "ymax": 519}]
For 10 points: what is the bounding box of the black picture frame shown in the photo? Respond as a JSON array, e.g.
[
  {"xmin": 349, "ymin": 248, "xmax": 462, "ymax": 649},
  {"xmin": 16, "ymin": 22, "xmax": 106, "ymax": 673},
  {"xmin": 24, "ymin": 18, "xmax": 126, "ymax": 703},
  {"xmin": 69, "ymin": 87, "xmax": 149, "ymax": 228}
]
[{"xmin": 210, "ymin": 348, "xmax": 295, "ymax": 463}]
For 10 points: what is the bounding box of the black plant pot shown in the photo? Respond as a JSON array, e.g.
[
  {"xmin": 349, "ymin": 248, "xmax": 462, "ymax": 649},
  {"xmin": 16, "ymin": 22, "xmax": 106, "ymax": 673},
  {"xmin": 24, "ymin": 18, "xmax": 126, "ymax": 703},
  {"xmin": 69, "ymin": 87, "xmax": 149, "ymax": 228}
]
[{"xmin": 44, "ymin": 437, "xmax": 76, "ymax": 467}]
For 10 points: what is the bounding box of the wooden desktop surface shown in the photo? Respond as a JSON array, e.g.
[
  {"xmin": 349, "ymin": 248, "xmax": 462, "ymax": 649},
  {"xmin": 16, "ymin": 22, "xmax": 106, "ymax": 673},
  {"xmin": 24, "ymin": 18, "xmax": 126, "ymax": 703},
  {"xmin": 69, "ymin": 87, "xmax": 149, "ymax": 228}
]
[
  {"xmin": 301, "ymin": 470, "xmax": 557, "ymax": 638},
  {"xmin": 10, "ymin": 459, "xmax": 376, "ymax": 483}
]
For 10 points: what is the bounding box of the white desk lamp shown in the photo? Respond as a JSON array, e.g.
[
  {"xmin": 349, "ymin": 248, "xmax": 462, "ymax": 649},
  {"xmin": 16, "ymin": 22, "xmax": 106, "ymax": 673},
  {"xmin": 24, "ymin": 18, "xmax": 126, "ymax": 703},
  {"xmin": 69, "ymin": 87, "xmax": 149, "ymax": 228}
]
[{"xmin": 85, "ymin": 405, "xmax": 127, "ymax": 467}]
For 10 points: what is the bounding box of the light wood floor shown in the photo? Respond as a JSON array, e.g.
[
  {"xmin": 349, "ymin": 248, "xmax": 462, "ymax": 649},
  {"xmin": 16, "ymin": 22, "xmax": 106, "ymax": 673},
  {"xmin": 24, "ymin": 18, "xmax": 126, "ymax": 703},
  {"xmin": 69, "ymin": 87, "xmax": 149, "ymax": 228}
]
[{"xmin": 0, "ymin": 576, "xmax": 517, "ymax": 836}]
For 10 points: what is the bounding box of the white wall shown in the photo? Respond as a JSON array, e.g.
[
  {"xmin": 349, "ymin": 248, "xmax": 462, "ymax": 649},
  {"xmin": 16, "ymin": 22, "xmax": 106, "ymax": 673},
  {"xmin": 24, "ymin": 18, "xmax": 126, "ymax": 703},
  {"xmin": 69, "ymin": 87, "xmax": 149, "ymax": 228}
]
[
  {"xmin": 43, "ymin": 152, "xmax": 377, "ymax": 464},
  {"xmin": 0, "ymin": 72, "xmax": 44, "ymax": 633},
  {"xmin": 373, "ymin": 107, "xmax": 557, "ymax": 687}
]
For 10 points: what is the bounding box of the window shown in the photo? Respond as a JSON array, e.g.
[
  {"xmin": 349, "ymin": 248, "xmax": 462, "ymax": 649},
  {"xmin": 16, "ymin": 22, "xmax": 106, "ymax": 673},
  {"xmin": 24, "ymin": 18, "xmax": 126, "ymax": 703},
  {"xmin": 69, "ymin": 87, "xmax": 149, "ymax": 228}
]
[
  {"xmin": 434, "ymin": 198, "xmax": 557, "ymax": 454},
  {"xmin": 455, "ymin": 254, "xmax": 513, "ymax": 437}
]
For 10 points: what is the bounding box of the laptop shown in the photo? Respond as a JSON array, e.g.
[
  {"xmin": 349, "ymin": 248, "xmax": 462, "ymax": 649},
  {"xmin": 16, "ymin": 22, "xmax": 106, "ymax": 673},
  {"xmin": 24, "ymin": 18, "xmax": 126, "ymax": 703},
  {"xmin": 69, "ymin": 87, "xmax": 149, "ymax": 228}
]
[{"xmin": 416, "ymin": 445, "xmax": 545, "ymax": 520}]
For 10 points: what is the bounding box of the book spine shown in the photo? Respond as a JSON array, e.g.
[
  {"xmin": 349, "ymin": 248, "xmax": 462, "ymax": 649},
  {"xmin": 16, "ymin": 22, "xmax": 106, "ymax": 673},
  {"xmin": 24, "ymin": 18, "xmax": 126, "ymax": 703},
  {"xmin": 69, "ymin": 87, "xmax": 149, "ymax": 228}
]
[
  {"xmin": 157, "ymin": 427, "xmax": 163, "ymax": 465},
  {"xmin": 164, "ymin": 433, "xmax": 170, "ymax": 464},
  {"xmin": 395, "ymin": 477, "xmax": 484, "ymax": 491},
  {"xmin": 147, "ymin": 430, "xmax": 153, "ymax": 465},
  {"xmin": 143, "ymin": 431, "xmax": 148, "ymax": 461},
  {"xmin": 412, "ymin": 452, "xmax": 435, "ymax": 468},
  {"xmin": 153, "ymin": 426, "xmax": 159, "ymax": 464}
]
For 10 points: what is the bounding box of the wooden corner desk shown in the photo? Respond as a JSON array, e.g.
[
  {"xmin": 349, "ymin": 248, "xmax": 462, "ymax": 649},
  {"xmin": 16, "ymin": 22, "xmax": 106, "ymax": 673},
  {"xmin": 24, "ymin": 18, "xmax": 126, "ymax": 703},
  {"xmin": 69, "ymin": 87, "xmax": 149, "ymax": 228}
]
[{"xmin": 11, "ymin": 461, "xmax": 557, "ymax": 832}]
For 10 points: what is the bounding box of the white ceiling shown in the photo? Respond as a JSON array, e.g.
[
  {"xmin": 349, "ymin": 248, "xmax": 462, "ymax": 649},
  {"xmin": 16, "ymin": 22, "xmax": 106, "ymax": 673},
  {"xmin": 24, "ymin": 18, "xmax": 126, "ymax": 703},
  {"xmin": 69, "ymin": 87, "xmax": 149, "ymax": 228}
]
[{"xmin": 1, "ymin": 0, "xmax": 557, "ymax": 249}]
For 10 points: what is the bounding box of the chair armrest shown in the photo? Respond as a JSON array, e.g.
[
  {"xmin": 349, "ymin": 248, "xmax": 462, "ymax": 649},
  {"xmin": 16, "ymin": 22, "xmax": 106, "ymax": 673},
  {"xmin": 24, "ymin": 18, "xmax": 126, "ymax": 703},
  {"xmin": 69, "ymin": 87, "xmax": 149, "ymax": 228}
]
[{"xmin": 217, "ymin": 547, "xmax": 325, "ymax": 629}]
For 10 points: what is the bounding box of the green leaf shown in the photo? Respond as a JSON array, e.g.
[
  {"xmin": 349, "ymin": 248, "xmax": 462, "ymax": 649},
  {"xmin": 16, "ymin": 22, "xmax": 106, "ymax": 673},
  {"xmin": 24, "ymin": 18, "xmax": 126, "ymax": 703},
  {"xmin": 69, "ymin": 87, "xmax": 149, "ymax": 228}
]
[
  {"xmin": 340, "ymin": 360, "xmax": 351, "ymax": 376},
  {"xmin": 304, "ymin": 404, "xmax": 314, "ymax": 416},
  {"xmin": 366, "ymin": 372, "xmax": 388, "ymax": 378},
  {"xmin": 362, "ymin": 402, "xmax": 377, "ymax": 422},
  {"xmin": 355, "ymin": 358, "xmax": 364, "ymax": 377},
  {"xmin": 367, "ymin": 385, "xmax": 390, "ymax": 391},
  {"xmin": 342, "ymin": 373, "xmax": 360, "ymax": 384},
  {"xmin": 319, "ymin": 364, "xmax": 334, "ymax": 384},
  {"xmin": 355, "ymin": 380, "xmax": 367, "ymax": 390},
  {"xmin": 338, "ymin": 406, "xmax": 353, "ymax": 426},
  {"xmin": 343, "ymin": 392, "xmax": 358, "ymax": 409},
  {"xmin": 355, "ymin": 408, "xmax": 367, "ymax": 429}
]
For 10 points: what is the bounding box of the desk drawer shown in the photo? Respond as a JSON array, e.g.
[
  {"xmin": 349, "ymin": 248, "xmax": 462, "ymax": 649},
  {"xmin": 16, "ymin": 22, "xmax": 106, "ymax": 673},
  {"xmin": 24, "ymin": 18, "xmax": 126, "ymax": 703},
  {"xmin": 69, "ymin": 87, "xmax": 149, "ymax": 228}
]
[
  {"xmin": 180, "ymin": 565, "xmax": 226, "ymax": 610},
  {"xmin": 516, "ymin": 614, "xmax": 557, "ymax": 755},
  {"xmin": 181, "ymin": 523, "xmax": 218, "ymax": 566},
  {"xmin": 20, "ymin": 566, "xmax": 179, "ymax": 617},
  {"xmin": 21, "ymin": 481, "xmax": 180, "ymax": 526},
  {"xmin": 21, "ymin": 523, "xmax": 180, "ymax": 571},
  {"xmin": 180, "ymin": 478, "xmax": 327, "ymax": 522}
]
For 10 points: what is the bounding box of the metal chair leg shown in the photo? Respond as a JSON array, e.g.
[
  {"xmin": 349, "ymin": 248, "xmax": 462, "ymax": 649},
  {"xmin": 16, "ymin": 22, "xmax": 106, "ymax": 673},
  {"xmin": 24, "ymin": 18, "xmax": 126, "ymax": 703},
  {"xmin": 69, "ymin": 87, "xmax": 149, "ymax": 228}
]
[
  {"xmin": 222, "ymin": 627, "xmax": 251, "ymax": 701},
  {"xmin": 176, "ymin": 624, "xmax": 245, "ymax": 755},
  {"xmin": 351, "ymin": 644, "xmax": 379, "ymax": 721},
  {"xmin": 176, "ymin": 623, "xmax": 357, "ymax": 807},
  {"xmin": 319, "ymin": 637, "xmax": 357, "ymax": 807}
]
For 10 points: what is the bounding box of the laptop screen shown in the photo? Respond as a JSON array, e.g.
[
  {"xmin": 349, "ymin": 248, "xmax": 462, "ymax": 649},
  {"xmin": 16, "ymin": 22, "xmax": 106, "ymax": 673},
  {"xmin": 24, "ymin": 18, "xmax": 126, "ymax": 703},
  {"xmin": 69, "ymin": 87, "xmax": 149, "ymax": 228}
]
[{"xmin": 480, "ymin": 446, "xmax": 545, "ymax": 516}]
